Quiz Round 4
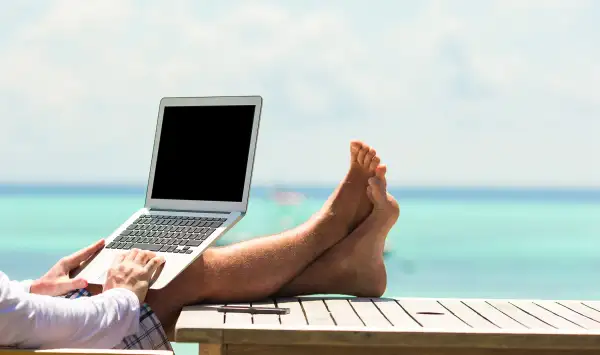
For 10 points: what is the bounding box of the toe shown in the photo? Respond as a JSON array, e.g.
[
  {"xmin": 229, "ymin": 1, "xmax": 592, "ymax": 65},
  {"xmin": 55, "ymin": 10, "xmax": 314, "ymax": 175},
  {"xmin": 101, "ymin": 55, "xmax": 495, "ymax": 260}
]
[
  {"xmin": 367, "ymin": 177, "xmax": 385, "ymax": 203},
  {"xmin": 369, "ymin": 156, "xmax": 381, "ymax": 172},
  {"xmin": 350, "ymin": 141, "xmax": 363, "ymax": 163},
  {"xmin": 363, "ymin": 148, "xmax": 376, "ymax": 168},
  {"xmin": 356, "ymin": 146, "xmax": 368, "ymax": 166},
  {"xmin": 375, "ymin": 165, "xmax": 387, "ymax": 189}
]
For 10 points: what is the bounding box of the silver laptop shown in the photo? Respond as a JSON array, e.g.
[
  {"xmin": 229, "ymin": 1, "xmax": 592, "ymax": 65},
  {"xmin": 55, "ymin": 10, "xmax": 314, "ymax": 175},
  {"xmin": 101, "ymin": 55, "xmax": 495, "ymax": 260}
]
[{"xmin": 74, "ymin": 96, "xmax": 263, "ymax": 289}]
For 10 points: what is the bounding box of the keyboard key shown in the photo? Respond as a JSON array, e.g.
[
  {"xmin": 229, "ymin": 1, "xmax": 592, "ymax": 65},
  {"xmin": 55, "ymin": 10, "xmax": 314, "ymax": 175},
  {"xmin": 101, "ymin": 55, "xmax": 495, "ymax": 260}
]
[
  {"xmin": 185, "ymin": 249, "xmax": 193, "ymax": 254},
  {"xmin": 131, "ymin": 243, "xmax": 161, "ymax": 252},
  {"xmin": 186, "ymin": 240, "xmax": 202, "ymax": 247}
]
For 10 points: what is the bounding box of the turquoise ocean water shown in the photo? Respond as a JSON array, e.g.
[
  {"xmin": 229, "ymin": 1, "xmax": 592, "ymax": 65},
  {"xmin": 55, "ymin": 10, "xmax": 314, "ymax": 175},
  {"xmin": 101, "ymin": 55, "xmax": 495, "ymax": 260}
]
[
  {"xmin": 2, "ymin": 184, "xmax": 599, "ymax": 300},
  {"xmin": 1, "ymin": 185, "xmax": 599, "ymax": 351}
]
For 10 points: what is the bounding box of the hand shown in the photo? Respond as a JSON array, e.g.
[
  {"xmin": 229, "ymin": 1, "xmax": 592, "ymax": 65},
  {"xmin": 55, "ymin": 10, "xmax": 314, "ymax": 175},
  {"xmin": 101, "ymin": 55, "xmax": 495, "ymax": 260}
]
[
  {"xmin": 103, "ymin": 249, "xmax": 165, "ymax": 304},
  {"xmin": 31, "ymin": 239, "xmax": 105, "ymax": 296}
]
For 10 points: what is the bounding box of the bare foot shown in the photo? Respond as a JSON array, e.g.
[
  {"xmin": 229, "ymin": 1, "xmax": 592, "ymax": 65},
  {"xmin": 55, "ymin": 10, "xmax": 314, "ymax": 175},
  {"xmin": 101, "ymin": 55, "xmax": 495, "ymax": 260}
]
[
  {"xmin": 277, "ymin": 166, "xmax": 399, "ymax": 298},
  {"xmin": 317, "ymin": 141, "xmax": 380, "ymax": 233}
]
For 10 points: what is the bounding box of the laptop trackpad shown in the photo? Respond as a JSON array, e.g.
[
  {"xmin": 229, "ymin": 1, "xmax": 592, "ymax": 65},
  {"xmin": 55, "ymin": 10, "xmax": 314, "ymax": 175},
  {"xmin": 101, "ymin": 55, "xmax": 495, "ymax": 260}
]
[{"xmin": 82, "ymin": 250, "xmax": 118, "ymax": 285}]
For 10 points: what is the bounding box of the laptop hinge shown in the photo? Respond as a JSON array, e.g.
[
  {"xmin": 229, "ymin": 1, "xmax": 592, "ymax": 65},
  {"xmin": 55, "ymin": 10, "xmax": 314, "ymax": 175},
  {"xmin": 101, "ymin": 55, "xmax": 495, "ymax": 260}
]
[{"xmin": 149, "ymin": 208, "xmax": 231, "ymax": 215}]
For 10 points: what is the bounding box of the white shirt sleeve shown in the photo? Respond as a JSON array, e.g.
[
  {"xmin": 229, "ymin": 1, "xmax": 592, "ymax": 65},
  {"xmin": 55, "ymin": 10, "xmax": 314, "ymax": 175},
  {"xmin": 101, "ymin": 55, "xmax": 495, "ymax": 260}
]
[{"xmin": 0, "ymin": 271, "xmax": 141, "ymax": 349}]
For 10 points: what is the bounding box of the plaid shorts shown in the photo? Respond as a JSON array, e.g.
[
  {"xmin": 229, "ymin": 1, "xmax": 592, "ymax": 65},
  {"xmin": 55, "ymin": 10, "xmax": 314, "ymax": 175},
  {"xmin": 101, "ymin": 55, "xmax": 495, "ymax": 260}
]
[{"xmin": 64, "ymin": 289, "xmax": 173, "ymax": 351}]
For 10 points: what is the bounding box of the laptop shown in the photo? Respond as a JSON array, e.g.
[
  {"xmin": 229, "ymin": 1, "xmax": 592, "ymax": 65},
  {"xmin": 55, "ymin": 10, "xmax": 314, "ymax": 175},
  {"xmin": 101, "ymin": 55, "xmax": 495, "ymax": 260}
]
[{"xmin": 74, "ymin": 96, "xmax": 263, "ymax": 289}]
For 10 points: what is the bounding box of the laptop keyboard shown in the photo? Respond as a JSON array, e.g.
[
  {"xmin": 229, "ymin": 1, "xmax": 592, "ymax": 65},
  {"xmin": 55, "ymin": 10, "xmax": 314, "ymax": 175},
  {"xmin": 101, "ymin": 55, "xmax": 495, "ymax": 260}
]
[{"xmin": 105, "ymin": 215, "xmax": 227, "ymax": 254}]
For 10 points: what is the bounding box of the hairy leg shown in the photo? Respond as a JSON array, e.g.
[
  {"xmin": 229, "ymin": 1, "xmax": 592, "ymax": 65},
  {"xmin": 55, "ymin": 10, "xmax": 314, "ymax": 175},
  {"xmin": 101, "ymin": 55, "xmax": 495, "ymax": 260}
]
[{"xmin": 144, "ymin": 141, "xmax": 382, "ymax": 337}]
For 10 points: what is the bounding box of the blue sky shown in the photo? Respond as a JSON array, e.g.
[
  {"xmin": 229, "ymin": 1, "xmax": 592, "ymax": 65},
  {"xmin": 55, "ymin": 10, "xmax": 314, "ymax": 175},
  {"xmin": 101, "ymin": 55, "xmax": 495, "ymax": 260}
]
[{"xmin": 0, "ymin": 0, "xmax": 598, "ymax": 187}]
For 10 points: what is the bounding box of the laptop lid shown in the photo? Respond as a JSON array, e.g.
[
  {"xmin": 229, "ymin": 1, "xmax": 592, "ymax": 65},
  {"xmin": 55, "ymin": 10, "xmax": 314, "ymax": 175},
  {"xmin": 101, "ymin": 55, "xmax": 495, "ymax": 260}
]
[{"xmin": 144, "ymin": 96, "xmax": 263, "ymax": 213}]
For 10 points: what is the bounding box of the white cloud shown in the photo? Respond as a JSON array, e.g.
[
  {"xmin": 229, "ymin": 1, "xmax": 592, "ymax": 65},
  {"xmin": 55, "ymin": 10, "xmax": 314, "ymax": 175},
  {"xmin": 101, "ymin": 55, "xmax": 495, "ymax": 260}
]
[{"xmin": 0, "ymin": 0, "xmax": 598, "ymax": 187}]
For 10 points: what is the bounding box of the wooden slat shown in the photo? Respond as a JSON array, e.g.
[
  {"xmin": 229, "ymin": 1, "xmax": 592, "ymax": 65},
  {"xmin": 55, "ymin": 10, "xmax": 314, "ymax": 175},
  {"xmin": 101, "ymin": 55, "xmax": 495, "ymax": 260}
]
[
  {"xmin": 251, "ymin": 300, "xmax": 280, "ymax": 326},
  {"xmin": 225, "ymin": 344, "xmax": 600, "ymax": 355},
  {"xmin": 276, "ymin": 298, "xmax": 307, "ymax": 326},
  {"xmin": 488, "ymin": 300, "xmax": 554, "ymax": 329},
  {"xmin": 199, "ymin": 344, "xmax": 223, "ymax": 355},
  {"xmin": 438, "ymin": 300, "xmax": 497, "ymax": 329},
  {"xmin": 323, "ymin": 299, "xmax": 364, "ymax": 327},
  {"xmin": 511, "ymin": 301, "xmax": 582, "ymax": 330},
  {"xmin": 223, "ymin": 303, "xmax": 253, "ymax": 326},
  {"xmin": 299, "ymin": 298, "xmax": 334, "ymax": 326},
  {"xmin": 462, "ymin": 300, "xmax": 526, "ymax": 329},
  {"xmin": 559, "ymin": 301, "xmax": 600, "ymax": 323},
  {"xmin": 535, "ymin": 301, "xmax": 600, "ymax": 330},
  {"xmin": 371, "ymin": 298, "xmax": 421, "ymax": 329},
  {"xmin": 219, "ymin": 323, "xmax": 600, "ymax": 349},
  {"xmin": 349, "ymin": 298, "xmax": 392, "ymax": 328},
  {"xmin": 174, "ymin": 305, "xmax": 224, "ymax": 343},
  {"xmin": 398, "ymin": 299, "xmax": 469, "ymax": 329}
]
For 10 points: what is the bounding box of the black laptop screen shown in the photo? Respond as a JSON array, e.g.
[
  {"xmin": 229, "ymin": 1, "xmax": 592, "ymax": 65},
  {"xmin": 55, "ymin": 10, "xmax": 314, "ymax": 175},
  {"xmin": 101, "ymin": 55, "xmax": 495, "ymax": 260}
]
[{"xmin": 150, "ymin": 105, "xmax": 256, "ymax": 202}]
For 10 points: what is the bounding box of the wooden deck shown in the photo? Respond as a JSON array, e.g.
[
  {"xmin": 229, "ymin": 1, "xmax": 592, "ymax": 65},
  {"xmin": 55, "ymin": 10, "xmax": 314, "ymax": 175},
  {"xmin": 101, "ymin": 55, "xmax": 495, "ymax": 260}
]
[{"xmin": 175, "ymin": 297, "xmax": 600, "ymax": 355}]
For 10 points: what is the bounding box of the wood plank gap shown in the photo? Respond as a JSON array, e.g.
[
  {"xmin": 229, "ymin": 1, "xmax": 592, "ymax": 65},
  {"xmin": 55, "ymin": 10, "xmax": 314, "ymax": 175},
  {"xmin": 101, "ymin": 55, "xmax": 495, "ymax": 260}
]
[
  {"xmin": 533, "ymin": 302, "xmax": 585, "ymax": 329},
  {"xmin": 273, "ymin": 299, "xmax": 282, "ymax": 324},
  {"xmin": 508, "ymin": 302, "xmax": 557, "ymax": 329},
  {"xmin": 321, "ymin": 299, "xmax": 337, "ymax": 326},
  {"xmin": 370, "ymin": 298, "xmax": 394, "ymax": 326},
  {"xmin": 436, "ymin": 300, "xmax": 473, "ymax": 328},
  {"xmin": 393, "ymin": 299, "xmax": 423, "ymax": 327},
  {"xmin": 460, "ymin": 301, "xmax": 500, "ymax": 328},
  {"xmin": 347, "ymin": 298, "xmax": 367, "ymax": 326},
  {"xmin": 250, "ymin": 302, "xmax": 254, "ymax": 325},
  {"xmin": 558, "ymin": 302, "xmax": 600, "ymax": 324},
  {"xmin": 583, "ymin": 302, "xmax": 600, "ymax": 313},
  {"xmin": 298, "ymin": 298, "xmax": 310, "ymax": 326},
  {"xmin": 485, "ymin": 301, "xmax": 529, "ymax": 328}
]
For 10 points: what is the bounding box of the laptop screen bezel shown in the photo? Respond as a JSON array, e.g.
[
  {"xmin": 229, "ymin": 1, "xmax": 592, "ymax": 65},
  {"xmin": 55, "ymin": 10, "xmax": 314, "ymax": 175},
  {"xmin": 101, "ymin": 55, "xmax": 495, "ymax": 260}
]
[{"xmin": 144, "ymin": 96, "xmax": 262, "ymax": 213}]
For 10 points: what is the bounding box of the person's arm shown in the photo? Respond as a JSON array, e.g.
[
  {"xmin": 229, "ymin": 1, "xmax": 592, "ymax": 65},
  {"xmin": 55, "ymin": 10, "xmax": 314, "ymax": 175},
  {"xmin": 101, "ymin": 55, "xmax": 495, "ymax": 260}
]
[
  {"xmin": 0, "ymin": 272, "xmax": 141, "ymax": 350},
  {"xmin": 8, "ymin": 278, "xmax": 34, "ymax": 293}
]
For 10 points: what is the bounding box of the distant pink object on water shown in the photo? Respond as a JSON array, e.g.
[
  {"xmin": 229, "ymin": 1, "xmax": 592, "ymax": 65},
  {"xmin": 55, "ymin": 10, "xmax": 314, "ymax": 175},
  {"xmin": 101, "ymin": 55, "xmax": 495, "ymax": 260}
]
[{"xmin": 271, "ymin": 190, "xmax": 306, "ymax": 206}]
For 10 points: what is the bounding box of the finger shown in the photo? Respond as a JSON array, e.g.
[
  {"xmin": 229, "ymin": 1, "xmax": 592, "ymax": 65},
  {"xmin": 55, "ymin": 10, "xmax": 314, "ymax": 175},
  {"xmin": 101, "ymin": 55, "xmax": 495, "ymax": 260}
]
[
  {"xmin": 144, "ymin": 256, "xmax": 165, "ymax": 276},
  {"xmin": 134, "ymin": 250, "xmax": 153, "ymax": 264},
  {"xmin": 111, "ymin": 253, "xmax": 126, "ymax": 268},
  {"xmin": 125, "ymin": 249, "xmax": 140, "ymax": 261},
  {"xmin": 62, "ymin": 239, "xmax": 106, "ymax": 268}
]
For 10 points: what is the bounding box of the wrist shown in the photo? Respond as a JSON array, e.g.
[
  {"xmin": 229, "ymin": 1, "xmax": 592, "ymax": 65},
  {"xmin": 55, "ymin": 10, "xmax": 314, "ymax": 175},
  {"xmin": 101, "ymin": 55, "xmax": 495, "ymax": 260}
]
[
  {"xmin": 29, "ymin": 279, "xmax": 43, "ymax": 294},
  {"xmin": 20, "ymin": 279, "xmax": 35, "ymax": 293}
]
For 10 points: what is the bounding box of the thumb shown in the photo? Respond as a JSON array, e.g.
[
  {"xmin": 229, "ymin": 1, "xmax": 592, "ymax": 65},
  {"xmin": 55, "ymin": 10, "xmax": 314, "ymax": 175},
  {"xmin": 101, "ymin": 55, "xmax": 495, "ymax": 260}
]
[{"xmin": 57, "ymin": 278, "xmax": 88, "ymax": 294}]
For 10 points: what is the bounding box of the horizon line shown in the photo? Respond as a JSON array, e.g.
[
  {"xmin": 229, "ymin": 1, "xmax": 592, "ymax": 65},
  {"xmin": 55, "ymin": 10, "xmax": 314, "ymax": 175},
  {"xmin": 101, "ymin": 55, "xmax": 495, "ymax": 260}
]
[{"xmin": 0, "ymin": 182, "xmax": 599, "ymax": 191}]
